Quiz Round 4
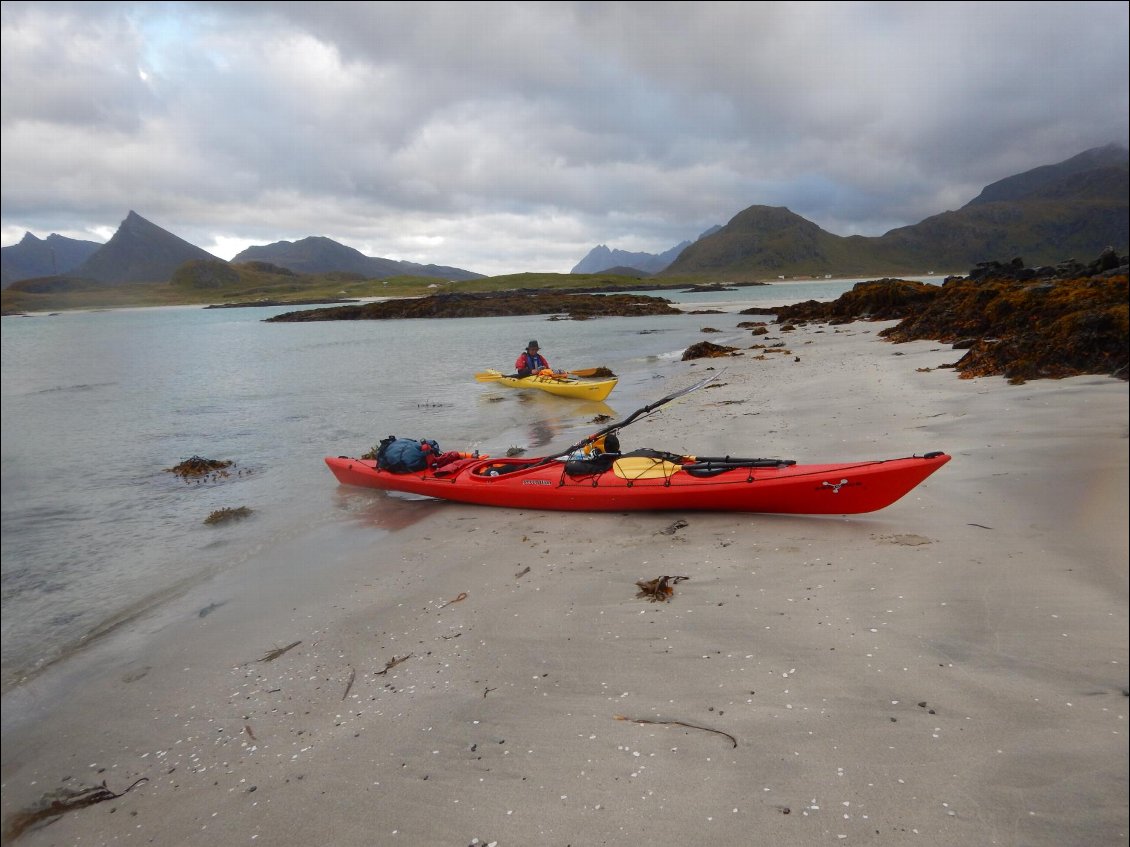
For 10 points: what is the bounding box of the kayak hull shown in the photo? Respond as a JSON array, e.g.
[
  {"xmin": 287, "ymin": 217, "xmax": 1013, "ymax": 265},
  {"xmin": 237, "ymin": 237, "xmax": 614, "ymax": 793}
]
[
  {"xmin": 489, "ymin": 371, "xmax": 618, "ymax": 401},
  {"xmin": 325, "ymin": 451, "xmax": 950, "ymax": 514}
]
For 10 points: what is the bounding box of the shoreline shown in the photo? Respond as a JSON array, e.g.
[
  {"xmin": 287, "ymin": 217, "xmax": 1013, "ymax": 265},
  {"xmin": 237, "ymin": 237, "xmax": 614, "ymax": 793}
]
[{"xmin": 2, "ymin": 319, "xmax": 1126, "ymax": 846}]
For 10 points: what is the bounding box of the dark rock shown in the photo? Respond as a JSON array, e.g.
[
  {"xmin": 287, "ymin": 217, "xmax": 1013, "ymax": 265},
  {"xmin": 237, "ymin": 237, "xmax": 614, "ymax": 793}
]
[
  {"xmin": 682, "ymin": 341, "xmax": 740, "ymax": 360},
  {"xmin": 264, "ymin": 290, "xmax": 682, "ymax": 322}
]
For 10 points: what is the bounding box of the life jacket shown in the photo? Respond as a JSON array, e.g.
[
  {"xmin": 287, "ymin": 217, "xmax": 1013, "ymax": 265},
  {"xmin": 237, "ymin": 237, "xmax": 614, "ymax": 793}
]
[{"xmin": 517, "ymin": 351, "xmax": 548, "ymax": 374}]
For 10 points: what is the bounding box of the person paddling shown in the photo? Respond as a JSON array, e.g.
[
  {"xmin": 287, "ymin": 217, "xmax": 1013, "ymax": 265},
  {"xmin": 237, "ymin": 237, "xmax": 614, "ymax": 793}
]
[{"xmin": 515, "ymin": 340, "xmax": 561, "ymax": 377}]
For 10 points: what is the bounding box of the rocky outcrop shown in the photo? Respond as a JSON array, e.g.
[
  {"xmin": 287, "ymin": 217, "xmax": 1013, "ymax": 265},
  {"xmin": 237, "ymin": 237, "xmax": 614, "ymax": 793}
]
[
  {"xmin": 770, "ymin": 251, "xmax": 1129, "ymax": 383},
  {"xmin": 265, "ymin": 290, "xmax": 683, "ymax": 322},
  {"xmin": 681, "ymin": 341, "xmax": 741, "ymax": 360},
  {"xmin": 761, "ymin": 278, "xmax": 943, "ymax": 324}
]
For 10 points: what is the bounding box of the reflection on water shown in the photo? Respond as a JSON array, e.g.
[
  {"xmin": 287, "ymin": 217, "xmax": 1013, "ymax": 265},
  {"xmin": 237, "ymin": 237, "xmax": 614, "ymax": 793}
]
[
  {"xmin": 514, "ymin": 391, "xmax": 620, "ymax": 421},
  {"xmin": 516, "ymin": 393, "xmax": 622, "ymax": 450},
  {"xmin": 527, "ymin": 418, "xmax": 556, "ymax": 448},
  {"xmin": 331, "ymin": 486, "xmax": 446, "ymax": 530},
  {"xmin": 474, "ymin": 383, "xmax": 624, "ymax": 453}
]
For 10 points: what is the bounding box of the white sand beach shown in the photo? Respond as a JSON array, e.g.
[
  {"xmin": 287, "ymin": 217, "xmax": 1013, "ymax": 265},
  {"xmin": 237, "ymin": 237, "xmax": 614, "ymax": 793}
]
[{"xmin": 2, "ymin": 319, "xmax": 1126, "ymax": 847}]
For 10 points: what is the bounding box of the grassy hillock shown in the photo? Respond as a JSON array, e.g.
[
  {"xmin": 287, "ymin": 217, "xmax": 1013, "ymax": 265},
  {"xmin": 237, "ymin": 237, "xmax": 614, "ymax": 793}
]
[{"xmin": 0, "ymin": 263, "xmax": 708, "ymax": 315}]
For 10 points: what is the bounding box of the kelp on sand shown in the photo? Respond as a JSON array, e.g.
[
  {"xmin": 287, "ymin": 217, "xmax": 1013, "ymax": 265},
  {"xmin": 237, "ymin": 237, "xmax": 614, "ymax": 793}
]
[{"xmin": 3, "ymin": 778, "xmax": 148, "ymax": 841}]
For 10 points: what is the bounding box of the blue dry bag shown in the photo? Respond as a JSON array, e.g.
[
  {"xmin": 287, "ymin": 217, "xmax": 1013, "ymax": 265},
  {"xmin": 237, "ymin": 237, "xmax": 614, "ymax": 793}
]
[{"xmin": 376, "ymin": 436, "xmax": 441, "ymax": 473}]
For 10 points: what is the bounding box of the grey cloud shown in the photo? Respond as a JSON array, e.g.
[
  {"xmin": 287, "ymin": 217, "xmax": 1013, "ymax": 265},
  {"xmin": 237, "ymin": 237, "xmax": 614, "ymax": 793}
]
[{"xmin": 2, "ymin": 1, "xmax": 1127, "ymax": 275}]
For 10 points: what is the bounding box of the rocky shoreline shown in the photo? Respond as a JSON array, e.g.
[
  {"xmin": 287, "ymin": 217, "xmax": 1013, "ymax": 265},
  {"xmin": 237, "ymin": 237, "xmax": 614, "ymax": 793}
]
[{"xmin": 768, "ymin": 249, "xmax": 1128, "ymax": 382}]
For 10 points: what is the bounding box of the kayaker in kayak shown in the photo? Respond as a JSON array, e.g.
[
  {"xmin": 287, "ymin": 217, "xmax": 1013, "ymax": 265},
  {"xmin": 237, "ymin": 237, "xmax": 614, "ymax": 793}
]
[{"xmin": 515, "ymin": 340, "xmax": 563, "ymax": 377}]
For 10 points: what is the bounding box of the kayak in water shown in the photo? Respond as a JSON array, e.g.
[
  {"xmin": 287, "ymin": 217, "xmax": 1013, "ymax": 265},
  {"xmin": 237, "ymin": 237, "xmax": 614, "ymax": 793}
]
[{"xmin": 475, "ymin": 368, "xmax": 618, "ymax": 401}]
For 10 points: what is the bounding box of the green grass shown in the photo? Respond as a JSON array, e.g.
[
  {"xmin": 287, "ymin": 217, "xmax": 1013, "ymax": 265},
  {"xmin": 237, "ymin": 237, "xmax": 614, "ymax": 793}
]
[{"xmin": 1, "ymin": 268, "xmax": 711, "ymax": 314}]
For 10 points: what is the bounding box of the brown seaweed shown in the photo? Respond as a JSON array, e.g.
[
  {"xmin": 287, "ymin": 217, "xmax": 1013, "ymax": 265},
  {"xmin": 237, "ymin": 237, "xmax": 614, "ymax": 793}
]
[
  {"xmin": 203, "ymin": 506, "xmax": 253, "ymax": 525},
  {"xmin": 439, "ymin": 591, "xmax": 468, "ymax": 608},
  {"xmin": 164, "ymin": 456, "xmax": 233, "ymax": 478},
  {"xmin": 615, "ymin": 714, "xmax": 737, "ymax": 748},
  {"xmin": 258, "ymin": 640, "xmax": 301, "ymax": 662},
  {"xmin": 3, "ymin": 778, "xmax": 148, "ymax": 841},
  {"xmin": 375, "ymin": 654, "xmax": 412, "ymax": 675},
  {"xmin": 635, "ymin": 575, "xmax": 689, "ymax": 602}
]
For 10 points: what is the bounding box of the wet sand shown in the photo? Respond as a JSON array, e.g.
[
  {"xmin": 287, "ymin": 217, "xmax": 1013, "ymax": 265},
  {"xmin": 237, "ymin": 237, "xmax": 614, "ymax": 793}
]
[{"xmin": 2, "ymin": 320, "xmax": 1126, "ymax": 846}]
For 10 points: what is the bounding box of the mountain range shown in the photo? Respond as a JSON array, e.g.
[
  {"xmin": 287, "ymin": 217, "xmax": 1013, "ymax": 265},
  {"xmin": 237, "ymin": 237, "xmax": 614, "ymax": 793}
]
[
  {"xmin": 2, "ymin": 143, "xmax": 1126, "ymax": 289},
  {"xmin": 230, "ymin": 236, "xmax": 485, "ymax": 282},
  {"xmin": 571, "ymin": 226, "xmax": 723, "ymax": 274}
]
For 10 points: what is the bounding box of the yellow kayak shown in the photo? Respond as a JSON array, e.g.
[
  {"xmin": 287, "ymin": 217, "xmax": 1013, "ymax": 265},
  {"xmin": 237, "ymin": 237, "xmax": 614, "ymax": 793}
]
[{"xmin": 477, "ymin": 369, "xmax": 618, "ymax": 401}]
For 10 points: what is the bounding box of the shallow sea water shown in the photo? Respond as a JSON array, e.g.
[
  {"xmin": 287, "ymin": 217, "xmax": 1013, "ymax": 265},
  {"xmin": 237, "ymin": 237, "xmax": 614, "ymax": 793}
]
[{"xmin": 0, "ymin": 278, "xmax": 941, "ymax": 702}]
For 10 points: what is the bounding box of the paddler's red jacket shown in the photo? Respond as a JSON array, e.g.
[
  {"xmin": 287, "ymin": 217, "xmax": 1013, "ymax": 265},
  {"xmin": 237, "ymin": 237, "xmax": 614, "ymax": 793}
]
[{"xmin": 515, "ymin": 350, "xmax": 550, "ymax": 376}]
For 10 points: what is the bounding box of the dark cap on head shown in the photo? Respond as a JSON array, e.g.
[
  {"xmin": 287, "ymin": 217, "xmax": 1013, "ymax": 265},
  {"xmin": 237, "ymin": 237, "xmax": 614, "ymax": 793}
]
[{"xmin": 527, "ymin": 340, "xmax": 539, "ymax": 349}]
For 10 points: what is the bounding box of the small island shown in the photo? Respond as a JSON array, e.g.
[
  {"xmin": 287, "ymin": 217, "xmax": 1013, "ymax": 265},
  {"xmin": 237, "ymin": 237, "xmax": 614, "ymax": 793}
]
[{"xmin": 264, "ymin": 290, "xmax": 684, "ymax": 322}]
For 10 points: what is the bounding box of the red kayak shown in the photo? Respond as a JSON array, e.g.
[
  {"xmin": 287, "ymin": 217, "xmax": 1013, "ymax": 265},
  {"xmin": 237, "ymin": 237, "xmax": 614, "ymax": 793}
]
[
  {"xmin": 326, "ymin": 374, "xmax": 950, "ymax": 514},
  {"xmin": 324, "ymin": 450, "xmax": 950, "ymax": 514}
]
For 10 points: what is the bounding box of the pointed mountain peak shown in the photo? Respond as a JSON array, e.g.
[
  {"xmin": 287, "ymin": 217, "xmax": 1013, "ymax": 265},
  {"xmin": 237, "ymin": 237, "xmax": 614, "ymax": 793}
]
[{"xmin": 74, "ymin": 211, "xmax": 220, "ymax": 283}]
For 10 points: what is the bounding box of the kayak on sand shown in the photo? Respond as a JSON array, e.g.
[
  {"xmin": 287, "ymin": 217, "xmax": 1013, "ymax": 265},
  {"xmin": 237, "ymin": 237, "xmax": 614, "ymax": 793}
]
[
  {"xmin": 326, "ymin": 373, "xmax": 950, "ymax": 514},
  {"xmin": 324, "ymin": 450, "xmax": 950, "ymax": 514}
]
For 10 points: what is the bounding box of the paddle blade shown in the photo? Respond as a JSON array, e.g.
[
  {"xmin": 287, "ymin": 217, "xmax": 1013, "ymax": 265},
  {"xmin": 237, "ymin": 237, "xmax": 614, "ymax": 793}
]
[{"xmin": 474, "ymin": 370, "xmax": 503, "ymax": 382}]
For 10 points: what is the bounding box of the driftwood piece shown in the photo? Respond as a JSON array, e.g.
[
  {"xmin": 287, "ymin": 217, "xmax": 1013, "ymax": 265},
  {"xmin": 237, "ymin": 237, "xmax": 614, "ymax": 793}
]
[
  {"xmin": 615, "ymin": 715, "xmax": 737, "ymax": 748},
  {"xmin": 342, "ymin": 666, "xmax": 356, "ymax": 701}
]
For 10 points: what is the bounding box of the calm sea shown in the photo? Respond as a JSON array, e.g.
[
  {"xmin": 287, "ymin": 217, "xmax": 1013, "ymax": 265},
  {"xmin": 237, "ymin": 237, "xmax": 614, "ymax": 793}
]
[{"xmin": 0, "ymin": 278, "xmax": 942, "ymax": 708}]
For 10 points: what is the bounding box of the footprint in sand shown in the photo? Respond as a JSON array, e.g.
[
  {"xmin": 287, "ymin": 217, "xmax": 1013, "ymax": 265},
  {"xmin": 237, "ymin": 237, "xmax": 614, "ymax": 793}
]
[{"xmin": 877, "ymin": 533, "xmax": 934, "ymax": 546}]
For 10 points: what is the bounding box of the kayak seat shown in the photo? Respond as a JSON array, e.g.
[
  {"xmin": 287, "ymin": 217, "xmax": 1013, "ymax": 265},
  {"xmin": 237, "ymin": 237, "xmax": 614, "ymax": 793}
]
[
  {"xmin": 432, "ymin": 457, "xmax": 480, "ymax": 477},
  {"xmin": 474, "ymin": 462, "xmax": 525, "ymax": 477}
]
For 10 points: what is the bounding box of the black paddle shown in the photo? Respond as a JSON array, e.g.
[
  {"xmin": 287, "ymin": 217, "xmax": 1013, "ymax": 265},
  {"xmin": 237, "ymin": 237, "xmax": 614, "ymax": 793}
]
[{"xmin": 541, "ymin": 370, "xmax": 724, "ymax": 464}]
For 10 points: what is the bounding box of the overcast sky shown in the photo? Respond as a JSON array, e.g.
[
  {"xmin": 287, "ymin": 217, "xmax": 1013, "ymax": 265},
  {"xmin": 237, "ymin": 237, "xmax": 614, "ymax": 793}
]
[{"xmin": 2, "ymin": 1, "xmax": 1127, "ymax": 276}]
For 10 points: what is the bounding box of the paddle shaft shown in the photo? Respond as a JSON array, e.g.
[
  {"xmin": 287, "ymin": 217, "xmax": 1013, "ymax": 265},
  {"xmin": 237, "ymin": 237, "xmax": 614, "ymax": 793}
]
[
  {"xmin": 475, "ymin": 367, "xmax": 603, "ymax": 381},
  {"xmin": 544, "ymin": 371, "xmax": 723, "ymax": 463}
]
